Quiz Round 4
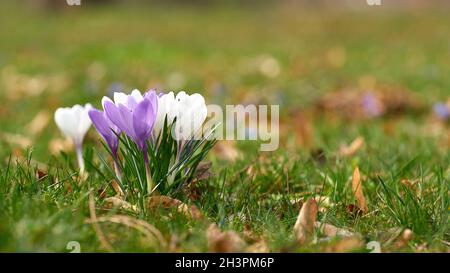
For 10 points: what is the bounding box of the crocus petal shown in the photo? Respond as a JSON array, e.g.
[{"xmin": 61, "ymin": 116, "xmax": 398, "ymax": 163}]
[
  {"xmin": 104, "ymin": 100, "xmax": 132, "ymax": 137},
  {"xmin": 118, "ymin": 103, "xmax": 137, "ymax": 141},
  {"xmin": 133, "ymin": 98, "xmax": 156, "ymax": 149},
  {"xmin": 172, "ymin": 92, "xmax": 207, "ymax": 140},
  {"xmin": 113, "ymin": 92, "xmax": 129, "ymax": 106},
  {"xmin": 154, "ymin": 91, "xmax": 176, "ymax": 136},
  {"xmin": 55, "ymin": 108, "xmax": 78, "ymax": 140},
  {"xmin": 126, "ymin": 95, "xmax": 139, "ymax": 109},
  {"xmin": 130, "ymin": 89, "xmax": 144, "ymax": 103},
  {"xmin": 77, "ymin": 103, "xmax": 93, "ymax": 138},
  {"xmin": 54, "ymin": 104, "xmax": 92, "ymax": 146},
  {"xmin": 144, "ymin": 90, "xmax": 159, "ymax": 118},
  {"xmin": 88, "ymin": 108, "xmax": 119, "ymax": 154}
]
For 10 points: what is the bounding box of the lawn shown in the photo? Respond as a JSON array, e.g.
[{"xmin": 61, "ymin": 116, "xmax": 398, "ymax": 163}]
[{"xmin": 0, "ymin": 1, "xmax": 448, "ymax": 252}]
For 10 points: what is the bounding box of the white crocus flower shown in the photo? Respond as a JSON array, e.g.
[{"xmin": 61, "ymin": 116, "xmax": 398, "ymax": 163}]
[
  {"xmin": 173, "ymin": 91, "xmax": 207, "ymax": 141},
  {"xmin": 153, "ymin": 91, "xmax": 176, "ymax": 138},
  {"xmin": 166, "ymin": 91, "xmax": 207, "ymax": 185},
  {"xmin": 54, "ymin": 103, "xmax": 92, "ymax": 173}
]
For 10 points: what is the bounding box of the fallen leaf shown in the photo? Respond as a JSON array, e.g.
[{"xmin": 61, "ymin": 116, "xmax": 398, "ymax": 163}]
[
  {"xmin": 293, "ymin": 198, "xmax": 318, "ymax": 244},
  {"xmin": 339, "ymin": 136, "xmax": 365, "ymax": 157},
  {"xmin": 194, "ymin": 161, "xmax": 213, "ymax": 181},
  {"xmin": 213, "ymin": 141, "xmax": 240, "ymax": 162},
  {"xmin": 245, "ymin": 240, "xmax": 270, "ymax": 253},
  {"xmin": 315, "ymin": 222, "xmax": 355, "ymax": 238},
  {"xmin": 324, "ymin": 237, "xmax": 365, "ymax": 253},
  {"xmin": 207, "ymin": 224, "xmax": 246, "ymax": 253},
  {"xmin": 26, "ymin": 110, "xmax": 51, "ymax": 135},
  {"xmin": 394, "ymin": 229, "xmax": 413, "ymax": 249},
  {"xmin": 36, "ymin": 169, "xmax": 48, "ymax": 180},
  {"xmin": 48, "ymin": 137, "xmax": 72, "ymax": 155},
  {"xmin": 0, "ymin": 132, "xmax": 32, "ymax": 148},
  {"xmin": 97, "ymin": 187, "xmax": 107, "ymax": 199},
  {"xmin": 110, "ymin": 180, "xmax": 124, "ymax": 198},
  {"xmin": 314, "ymin": 195, "xmax": 332, "ymax": 213},
  {"xmin": 147, "ymin": 196, "xmax": 203, "ymax": 220},
  {"xmin": 351, "ymin": 167, "xmax": 368, "ymax": 214},
  {"xmin": 104, "ymin": 197, "xmax": 140, "ymax": 213}
]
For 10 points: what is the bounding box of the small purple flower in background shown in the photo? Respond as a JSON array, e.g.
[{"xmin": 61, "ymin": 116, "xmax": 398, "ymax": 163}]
[
  {"xmin": 433, "ymin": 103, "xmax": 450, "ymax": 120},
  {"xmin": 361, "ymin": 92, "xmax": 384, "ymax": 118},
  {"xmin": 102, "ymin": 89, "xmax": 158, "ymax": 151}
]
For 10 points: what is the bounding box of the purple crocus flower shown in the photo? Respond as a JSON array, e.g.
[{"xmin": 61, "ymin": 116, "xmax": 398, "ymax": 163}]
[
  {"xmin": 102, "ymin": 89, "xmax": 158, "ymax": 151},
  {"xmin": 88, "ymin": 108, "xmax": 121, "ymax": 158}
]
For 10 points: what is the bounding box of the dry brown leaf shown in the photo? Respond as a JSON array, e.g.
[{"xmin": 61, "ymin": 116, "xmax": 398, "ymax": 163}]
[
  {"xmin": 339, "ymin": 136, "xmax": 365, "ymax": 157},
  {"xmin": 49, "ymin": 137, "xmax": 72, "ymax": 155},
  {"xmin": 289, "ymin": 110, "xmax": 313, "ymax": 148},
  {"xmin": 314, "ymin": 195, "xmax": 332, "ymax": 213},
  {"xmin": 213, "ymin": 141, "xmax": 240, "ymax": 162},
  {"xmin": 97, "ymin": 187, "xmax": 107, "ymax": 199},
  {"xmin": 351, "ymin": 167, "xmax": 368, "ymax": 214},
  {"xmin": 324, "ymin": 237, "xmax": 365, "ymax": 253},
  {"xmin": 207, "ymin": 224, "xmax": 246, "ymax": 253},
  {"xmin": 293, "ymin": 198, "xmax": 318, "ymax": 244},
  {"xmin": 0, "ymin": 132, "xmax": 32, "ymax": 148},
  {"xmin": 147, "ymin": 196, "xmax": 203, "ymax": 220},
  {"xmin": 183, "ymin": 161, "xmax": 214, "ymax": 201},
  {"xmin": 36, "ymin": 169, "xmax": 48, "ymax": 180},
  {"xmin": 26, "ymin": 110, "xmax": 51, "ymax": 135},
  {"xmin": 315, "ymin": 222, "xmax": 355, "ymax": 238},
  {"xmin": 110, "ymin": 180, "xmax": 124, "ymax": 198},
  {"xmin": 394, "ymin": 229, "xmax": 413, "ymax": 249},
  {"xmin": 104, "ymin": 197, "xmax": 140, "ymax": 213},
  {"xmin": 245, "ymin": 240, "xmax": 270, "ymax": 253},
  {"xmin": 194, "ymin": 161, "xmax": 213, "ymax": 181}
]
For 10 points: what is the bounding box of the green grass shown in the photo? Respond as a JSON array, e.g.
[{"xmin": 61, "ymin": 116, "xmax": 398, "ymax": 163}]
[{"xmin": 0, "ymin": 2, "xmax": 449, "ymax": 252}]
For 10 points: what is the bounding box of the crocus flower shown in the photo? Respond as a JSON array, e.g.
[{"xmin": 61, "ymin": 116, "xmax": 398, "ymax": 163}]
[
  {"xmin": 88, "ymin": 108, "xmax": 123, "ymax": 182},
  {"xmin": 54, "ymin": 104, "xmax": 92, "ymax": 173},
  {"xmin": 153, "ymin": 91, "xmax": 176, "ymax": 137},
  {"xmin": 172, "ymin": 91, "xmax": 208, "ymax": 141},
  {"xmin": 102, "ymin": 89, "xmax": 158, "ymax": 194},
  {"xmin": 102, "ymin": 89, "xmax": 158, "ymax": 151},
  {"xmin": 88, "ymin": 109, "xmax": 121, "ymax": 157}
]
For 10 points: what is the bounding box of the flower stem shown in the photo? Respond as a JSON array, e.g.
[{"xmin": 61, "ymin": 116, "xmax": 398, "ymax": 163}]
[
  {"xmin": 75, "ymin": 143, "xmax": 85, "ymax": 174},
  {"xmin": 143, "ymin": 151, "xmax": 154, "ymax": 196}
]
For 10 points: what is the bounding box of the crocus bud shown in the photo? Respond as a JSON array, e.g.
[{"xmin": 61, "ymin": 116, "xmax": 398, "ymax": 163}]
[
  {"xmin": 173, "ymin": 91, "xmax": 207, "ymax": 141},
  {"xmin": 54, "ymin": 104, "xmax": 92, "ymax": 173},
  {"xmin": 153, "ymin": 91, "xmax": 176, "ymax": 138}
]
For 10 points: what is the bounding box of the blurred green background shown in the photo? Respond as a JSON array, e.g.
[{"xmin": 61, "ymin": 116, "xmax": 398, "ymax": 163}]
[{"xmin": 0, "ymin": 0, "xmax": 449, "ymax": 160}]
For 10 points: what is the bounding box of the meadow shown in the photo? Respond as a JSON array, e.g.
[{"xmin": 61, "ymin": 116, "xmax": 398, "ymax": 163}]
[{"xmin": 0, "ymin": 2, "xmax": 448, "ymax": 252}]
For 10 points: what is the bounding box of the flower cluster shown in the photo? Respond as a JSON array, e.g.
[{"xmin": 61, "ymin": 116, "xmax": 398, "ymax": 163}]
[{"xmin": 54, "ymin": 89, "xmax": 214, "ymax": 201}]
